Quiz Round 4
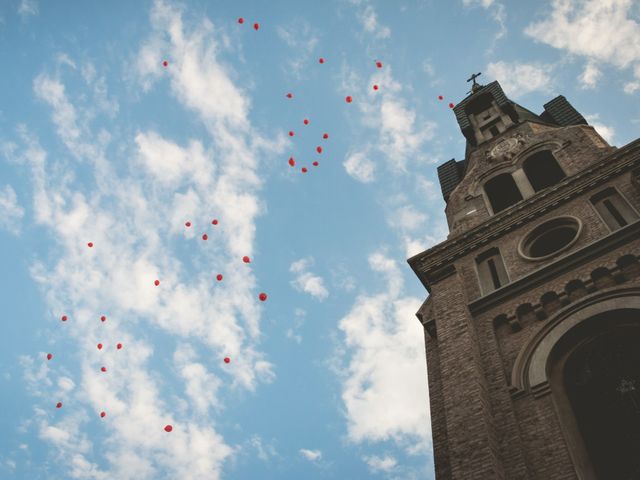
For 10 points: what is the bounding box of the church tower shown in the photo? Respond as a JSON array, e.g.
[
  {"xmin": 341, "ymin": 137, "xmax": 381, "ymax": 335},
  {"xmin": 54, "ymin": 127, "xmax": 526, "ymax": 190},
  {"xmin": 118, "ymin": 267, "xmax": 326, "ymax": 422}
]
[{"xmin": 408, "ymin": 76, "xmax": 640, "ymax": 479}]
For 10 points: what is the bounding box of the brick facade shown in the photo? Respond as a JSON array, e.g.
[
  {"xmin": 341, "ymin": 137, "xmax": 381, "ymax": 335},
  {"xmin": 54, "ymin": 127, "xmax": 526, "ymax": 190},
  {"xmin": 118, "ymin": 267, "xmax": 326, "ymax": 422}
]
[{"xmin": 408, "ymin": 81, "xmax": 640, "ymax": 479}]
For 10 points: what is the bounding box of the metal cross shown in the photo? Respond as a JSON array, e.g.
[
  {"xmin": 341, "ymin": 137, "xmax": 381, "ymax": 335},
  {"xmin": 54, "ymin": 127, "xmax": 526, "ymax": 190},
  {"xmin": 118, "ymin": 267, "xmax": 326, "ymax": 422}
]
[{"xmin": 467, "ymin": 72, "xmax": 482, "ymax": 86}]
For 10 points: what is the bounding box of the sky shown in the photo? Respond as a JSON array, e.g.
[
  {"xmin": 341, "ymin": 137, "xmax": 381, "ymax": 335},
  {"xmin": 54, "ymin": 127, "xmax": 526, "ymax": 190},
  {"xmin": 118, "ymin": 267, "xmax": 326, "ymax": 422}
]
[{"xmin": 0, "ymin": 0, "xmax": 638, "ymax": 479}]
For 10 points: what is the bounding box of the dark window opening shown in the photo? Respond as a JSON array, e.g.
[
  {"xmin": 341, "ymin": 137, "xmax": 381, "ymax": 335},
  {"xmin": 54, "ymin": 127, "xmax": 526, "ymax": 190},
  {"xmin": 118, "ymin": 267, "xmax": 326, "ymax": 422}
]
[
  {"xmin": 487, "ymin": 259, "xmax": 501, "ymax": 289},
  {"xmin": 590, "ymin": 188, "xmax": 639, "ymax": 232},
  {"xmin": 520, "ymin": 217, "xmax": 580, "ymax": 260},
  {"xmin": 484, "ymin": 173, "xmax": 523, "ymax": 214},
  {"xmin": 489, "ymin": 125, "xmax": 499, "ymax": 136},
  {"xmin": 603, "ymin": 199, "xmax": 628, "ymax": 228},
  {"xmin": 465, "ymin": 93, "xmax": 493, "ymax": 117},
  {"xmin": 476, "ymin": 248, "xmax": 509, "ymax": 295},
  {"xmin": 529, "ymin": 226, "xmax": 578, "ymax": 257},
  {"xmin": 522, "ymin": 150, "xmax": 566, "ymax": 192},
  {"xmin": 564, "ymin": 328, "xmax": 640, "ymax": 479}
]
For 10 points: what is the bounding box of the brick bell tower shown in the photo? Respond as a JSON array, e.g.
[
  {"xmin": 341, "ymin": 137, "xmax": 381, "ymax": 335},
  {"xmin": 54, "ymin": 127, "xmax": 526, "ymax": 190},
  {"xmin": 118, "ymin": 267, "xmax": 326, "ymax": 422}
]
[{"xmin": 408, "ymin": 74, "xmax": 640, "ymax": 479}]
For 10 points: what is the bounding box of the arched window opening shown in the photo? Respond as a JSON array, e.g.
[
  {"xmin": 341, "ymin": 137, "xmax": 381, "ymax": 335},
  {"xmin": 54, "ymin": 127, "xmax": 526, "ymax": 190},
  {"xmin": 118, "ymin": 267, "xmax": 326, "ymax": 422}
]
[
  {"xmin": 484, "ymin": 173, "xmax": 523, "ymax": 214},
  {"xmin": 522, "ymin": 151, "xmax": 566, "ymax": 192},
  {"xmin": 563, "ymin": 327, "xmax": 640, "ymax": 478},
  {"xmin": 590, "ymin": 188, "xmax": 639, "ymax": 232},
  {"xmin": 475, "ymin": 248, "xmax": 509, "ymax": 295}
]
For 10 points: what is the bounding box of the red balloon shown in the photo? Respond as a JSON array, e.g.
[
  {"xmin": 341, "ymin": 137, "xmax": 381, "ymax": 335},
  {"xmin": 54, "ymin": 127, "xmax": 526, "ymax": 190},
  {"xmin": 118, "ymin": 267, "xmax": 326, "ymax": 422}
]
[
  {"xmin": 164, "ymin": 425, "xmax": 173, "ymax": 432},
  {"xmin": 323, "ymin": 133, "xmax": 329, "ymax": 139},
  {"xmin": 100, "ymin": 411, "xmax": 106, "ymax": 418},
  {"xmin": 286, "ymin": 93, "xmax": 293, "ymax": 99},
  {"xmin": 56, "ymin": 402, "xmax": 62, "ymax": 409},
  {"xmin": 97, "ymin": 343, "xmax": 103, "ymax": 350},
  {"xmin": 154, "ymin": 280, "xmax": 160, "ymax": 286},
  {"xmin": 224, "ymin": 357, "xmax": 231, "ymax": 364},
  {"xmin": 438, "ymin": 95, "xmax": 443, "ymax": 100},
  {"xmin": 87, "ymin": 242, "xmax": 94, "ymax": 248},
  {"xmin": 449, "ymin": 103, "xmax": 454, "ymax": 108},
  {"xmin": 242, "ymin": 256, "xmax": 251, "ymax": 263},
  {"xmin": 47, "ymin": 353, "xmax": 53, "ymax": 360},
  {"xmin": 319, "ymin": 57, "xmax": 325, "ymax": 64},
  {"xmin": 313, "ymin": 161, "xmax": 319, "ymax": 167},
  {"xmin": 303, "ymin": 119, "xmax": 309, "ymax": 125},
  {"xmin": 316, "ymin": 146, "xmax": 322, "ymax": 154},
  {"xmin": 202, "ymin": 234, "xmax": 208, "ymax": 241},
  {"xmin": 253, "ymin": 23, "xmax": 260, "ymax": 31},
  {"xmin": 216, "ymin": 274, "xmax": 223, "ymax": 281},
  {"xmin": 345, "ymin": 96, "xmax": 352, "ymax": 103},
  {"xmin": 101, "ymin": 315, "xmax": 106, "ymax": 322},
  {"xmin": 163, "ymin": 60, "xmax": 168, "ymax": 67},
  {"xmin": 259, "ymin": 292, "xmax": 268, "ymax": 301},
  {"xmin": 238, "ymin": 17, "xmax": 244, "ymax": 24},
  {"xmin": 288, "ymin": 157, "xmax": 295, "ymax": 167},
  {"xmin": 376, "ymin": 61, "xmax": 382, "ymax": 68},
  {"xmin": 61, "ymin": 315, "xmax": 68, "ymax": 322},
  {"xmin": 373, "ymin": 84, "xmax": 379, "ymax": 91},
  {"xmin": 117, "ymin": 343, "xmax": 122, "ymax": 350},
  {"xmin": 288, "ymin": 131, "xmax": 295, "ymax": 137},
  {"xmin": 301, "ymin": 167, "xmax": 308, "ymax": 173},
  {"xmin": 185, "ymin": 221, "xmax": 191, "ymax": 227},
  {"xmin": 212, "ymin": 219, "xmax": 219, "ymax": 225},
  {"xmin": 101, "ymin": 366, "xmax": 107, "ymax": 372}
]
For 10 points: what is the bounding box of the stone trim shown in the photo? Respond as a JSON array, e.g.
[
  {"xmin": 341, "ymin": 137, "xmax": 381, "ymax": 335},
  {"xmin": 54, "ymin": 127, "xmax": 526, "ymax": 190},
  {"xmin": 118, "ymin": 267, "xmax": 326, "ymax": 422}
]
[
  {"xmin": 408, "ymin": 139, "xmax": 640, "ymax": 290},
  {"xmin": 509, "ymin": 288, "xmax": 640, "ymax": 398},
  {"xmin": 468, "ymin": 219, "xmax": 640, "ymax": 315}
]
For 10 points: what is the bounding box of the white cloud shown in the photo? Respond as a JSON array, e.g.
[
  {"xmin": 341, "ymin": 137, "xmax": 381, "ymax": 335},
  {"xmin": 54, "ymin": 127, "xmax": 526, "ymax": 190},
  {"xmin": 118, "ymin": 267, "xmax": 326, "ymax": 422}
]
[
  {"xmin": 18, "ymin": 0, "xmax": 38, "ymax": 17},
  {"xmin": 525, "ymin": 0, "xmax": 640, "ymax": 69},
  {"xmin": 337, "ymin": 252, "xmax": 430, "ymax": 453},
  {"xmin": 340, "ymin": 64, "xmax": 435, "ymax": 173},
  {"xmin": 364, "ymin": 454, "xmax": 397, "ymax": 473},
  {"xmin": 249, "ymin": 435, "xmax": 278, "ymax": 462},
  {"xmin": 135, "ymin": 131, "xmax": 214, "ymax": 186},
  {"xmin": 624, "ymin": 80, "xmax": 640, "ymax": 94},
  {"xmin": 344, "ymin": 150, "xmax": 376, "ymax": 183},
  {"xmin": 0, "ymin": 184, "xmax": 25, "ymax": 235},
  {"xmin": 379, "ymin": 99, "xmax": 434, "ymax": 169},
  {"xmin": 174, "ymin": 344, "xmax": 222, "ymax": 415},
  {"xmin": 285, "ymin": 308, "xmax": 306, "ymax": 344},
  {"xmin": 277, "ymin": 21, "xmax": 319, "ymax": 78},
  {"xmin": 300, "ymin": 448, "xmax": 322, "ymax": 461},
  {"xmin": 525, "ymin": 0, "xmax": 640, "ymax": 94},
  {"xmin": 290, "ymin": 257, "xmax": 329, "ymax": 300},
  {"xmin": 462, "ymin": 0, "xmax": 494, "ymax": 6},
  {"xmin": 14, "ymin": 1, "xmax": 286, "ymax": 478},
  {"xmin": 585, "ymin": 114, "xmax": 615, "ymax": 144},
  {"xmin": 486, "ymin": 61, "xmax": 553, "ymax": 98},
  {"xmin": 579, "ymin": 61, "xmax": 602, "ymax": 89},
  {"xmin": 623, "ymin": 65, "xmax": 640, "ymax": 94},
  {"xmin": 358, "ymin": 5, "xmax": 391, "ymax": 39}
]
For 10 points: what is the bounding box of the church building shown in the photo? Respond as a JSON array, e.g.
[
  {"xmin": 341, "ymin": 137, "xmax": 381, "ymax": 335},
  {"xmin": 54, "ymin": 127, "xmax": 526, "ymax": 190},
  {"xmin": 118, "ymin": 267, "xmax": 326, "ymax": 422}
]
[{"xmin": 408, "ymin": 76, "xmax": 640, "ymax": 479}]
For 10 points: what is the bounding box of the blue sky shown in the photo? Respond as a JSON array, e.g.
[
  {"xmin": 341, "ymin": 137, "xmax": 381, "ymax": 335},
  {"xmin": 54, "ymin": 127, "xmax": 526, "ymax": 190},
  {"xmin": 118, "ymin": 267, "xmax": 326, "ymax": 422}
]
[{"xmin": 0, "ymin": 0, "xmax": 638, "ymax": 478}]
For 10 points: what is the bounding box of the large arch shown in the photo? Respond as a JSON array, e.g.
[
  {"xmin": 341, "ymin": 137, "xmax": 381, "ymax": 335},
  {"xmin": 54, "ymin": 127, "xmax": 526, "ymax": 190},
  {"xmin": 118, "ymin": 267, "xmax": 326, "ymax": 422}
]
[{"xmin": 511, "ymin": 287, "xmax": 640, "ymax": 479}]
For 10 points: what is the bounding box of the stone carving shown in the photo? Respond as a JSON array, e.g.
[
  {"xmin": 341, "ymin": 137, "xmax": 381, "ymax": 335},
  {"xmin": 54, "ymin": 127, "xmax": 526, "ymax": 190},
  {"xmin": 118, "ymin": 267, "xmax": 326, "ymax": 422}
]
[{"xmin": 486, "ymin": 133, "xmax": 526, "ymax": 162}]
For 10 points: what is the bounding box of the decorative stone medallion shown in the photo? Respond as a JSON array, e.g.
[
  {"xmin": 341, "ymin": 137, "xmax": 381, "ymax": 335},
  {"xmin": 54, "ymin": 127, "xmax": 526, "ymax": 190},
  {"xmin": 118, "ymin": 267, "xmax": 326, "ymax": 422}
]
[{"xmin": 486, "ymin": 133, "xmax": 526, "ymax": 162}]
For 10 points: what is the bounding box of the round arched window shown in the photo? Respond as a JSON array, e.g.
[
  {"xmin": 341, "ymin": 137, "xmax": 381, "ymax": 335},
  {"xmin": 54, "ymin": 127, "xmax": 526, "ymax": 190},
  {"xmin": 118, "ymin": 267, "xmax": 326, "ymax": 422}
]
[{"xmin": 519, "ymin": 217, "xmax": 582, "ymax": 261}]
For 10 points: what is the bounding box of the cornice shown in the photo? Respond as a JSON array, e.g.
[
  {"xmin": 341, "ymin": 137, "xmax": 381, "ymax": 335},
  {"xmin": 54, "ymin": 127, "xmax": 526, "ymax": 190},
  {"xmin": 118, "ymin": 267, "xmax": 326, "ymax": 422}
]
[
  {"xmin": 467, "ymin": 220, "xmax": 640, "ymax": 316},
  {"xmin": 408, "ymin": 139, "xmax": 640, "ymax": 290}
]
